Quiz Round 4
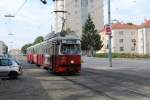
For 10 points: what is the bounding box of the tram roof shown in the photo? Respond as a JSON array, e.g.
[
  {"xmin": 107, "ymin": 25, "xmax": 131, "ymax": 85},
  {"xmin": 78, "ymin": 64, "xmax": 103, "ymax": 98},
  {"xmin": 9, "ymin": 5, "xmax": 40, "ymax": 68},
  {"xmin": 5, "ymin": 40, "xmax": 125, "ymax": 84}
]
[
  {"xmin": 27, "ymin": 32, "xmax": 80, "ymax": 50},
  {"xmin": 44, "ymin": 31, "xmax": 80, "ymax": 41}
]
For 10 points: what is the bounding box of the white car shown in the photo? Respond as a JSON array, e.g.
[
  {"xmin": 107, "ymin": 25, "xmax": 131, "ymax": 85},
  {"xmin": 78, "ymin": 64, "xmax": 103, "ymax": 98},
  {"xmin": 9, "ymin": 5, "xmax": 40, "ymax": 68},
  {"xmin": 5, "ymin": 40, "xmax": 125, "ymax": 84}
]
[{"xmin": 0, "ymin": 57, "xmax": 23, "ymax": 79}]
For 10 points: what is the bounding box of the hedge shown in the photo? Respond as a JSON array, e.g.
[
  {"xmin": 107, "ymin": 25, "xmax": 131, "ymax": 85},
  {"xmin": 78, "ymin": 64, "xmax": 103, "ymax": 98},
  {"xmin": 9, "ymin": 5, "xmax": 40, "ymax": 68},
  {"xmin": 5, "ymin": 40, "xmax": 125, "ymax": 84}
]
[{"xmin": 94, "ymin": 53, "xmax": 150, "ymax": 58}]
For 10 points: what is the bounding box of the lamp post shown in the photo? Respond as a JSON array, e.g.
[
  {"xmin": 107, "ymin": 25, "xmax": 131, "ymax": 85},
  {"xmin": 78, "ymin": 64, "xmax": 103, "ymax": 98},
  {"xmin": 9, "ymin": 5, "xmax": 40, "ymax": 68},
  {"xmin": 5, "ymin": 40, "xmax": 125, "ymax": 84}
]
[
  {"xmin": 40, "ymin": 0, "xmax": 47, "ymax": 4},
  {"xmin": 108, "ymin": 0, "xmax": 112, "ymax": 67},
  {"xmin": 4, "ymin": 14, "xmax": 15, "ymax": 18}
]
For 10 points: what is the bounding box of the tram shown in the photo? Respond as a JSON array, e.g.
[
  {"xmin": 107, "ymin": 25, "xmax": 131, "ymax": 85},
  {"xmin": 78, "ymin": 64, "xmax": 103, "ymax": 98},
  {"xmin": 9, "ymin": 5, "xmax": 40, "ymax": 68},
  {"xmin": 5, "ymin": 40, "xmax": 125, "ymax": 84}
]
[{"xmin": 27, "ymin": 32, "xmax": 81, "ymax": 73}]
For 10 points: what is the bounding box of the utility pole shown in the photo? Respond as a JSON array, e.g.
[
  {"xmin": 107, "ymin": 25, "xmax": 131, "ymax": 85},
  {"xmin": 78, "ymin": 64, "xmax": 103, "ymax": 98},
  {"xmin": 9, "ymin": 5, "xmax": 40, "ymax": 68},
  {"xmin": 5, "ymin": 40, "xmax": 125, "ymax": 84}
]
[
  {"xmin": 41, "ymin": 0, "xmax": 67, "ymax": 33},
  {"xmin": 108, "ymin": 0, "xmax": 112, "ymax": 67}
]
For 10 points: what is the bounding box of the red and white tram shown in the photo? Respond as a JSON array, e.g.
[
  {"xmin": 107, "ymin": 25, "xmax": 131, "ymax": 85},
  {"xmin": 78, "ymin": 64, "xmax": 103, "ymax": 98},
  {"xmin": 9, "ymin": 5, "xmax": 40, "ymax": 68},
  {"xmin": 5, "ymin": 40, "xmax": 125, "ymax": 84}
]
[{"xmin": 27, "ymin": 32, "xmax": 81, "ymax": 73}]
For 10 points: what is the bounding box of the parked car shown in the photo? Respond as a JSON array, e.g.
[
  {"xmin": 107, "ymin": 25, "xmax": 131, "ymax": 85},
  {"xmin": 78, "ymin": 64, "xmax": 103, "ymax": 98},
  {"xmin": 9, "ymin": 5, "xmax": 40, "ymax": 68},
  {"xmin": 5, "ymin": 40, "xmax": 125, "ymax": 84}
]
[{"xmin": 0, "ymin": 57, "xmax": 23, "ymax": 79}]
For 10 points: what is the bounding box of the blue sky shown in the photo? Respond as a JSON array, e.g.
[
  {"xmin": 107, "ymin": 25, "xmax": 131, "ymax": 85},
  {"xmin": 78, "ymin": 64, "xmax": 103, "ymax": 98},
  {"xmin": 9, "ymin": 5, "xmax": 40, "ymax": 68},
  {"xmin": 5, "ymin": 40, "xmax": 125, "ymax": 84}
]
[
  {"xmin": 104, "ymin": 0, "xmax": 150, "ymax": 23},
  {"xmin": 0, "ymin": 0, "xmax": 53, "ymax": 50},
  {"xmin": 0, "ymin": 0, "xmax": 150, "ymax": 50}
]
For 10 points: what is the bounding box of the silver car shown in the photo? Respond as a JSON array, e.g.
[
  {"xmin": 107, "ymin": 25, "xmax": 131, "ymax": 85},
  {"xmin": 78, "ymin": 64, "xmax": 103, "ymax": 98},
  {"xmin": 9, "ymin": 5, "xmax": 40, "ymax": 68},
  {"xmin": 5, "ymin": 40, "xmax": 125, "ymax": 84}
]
[{"xmin": 0, "ymin": 57, "xmax": 23, "ymax": 79}]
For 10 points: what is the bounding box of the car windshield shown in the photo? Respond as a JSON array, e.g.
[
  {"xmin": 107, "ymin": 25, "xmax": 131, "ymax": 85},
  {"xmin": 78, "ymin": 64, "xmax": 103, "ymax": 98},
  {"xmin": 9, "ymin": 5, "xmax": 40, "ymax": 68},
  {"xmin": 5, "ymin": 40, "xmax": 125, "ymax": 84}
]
[
  {"xmin": 61, "ymin": 44, "xmax": 80, "ymax": 55},
  {"xmin": 0, "ymin": 59, "xmax": 12, "ymax": 66}
]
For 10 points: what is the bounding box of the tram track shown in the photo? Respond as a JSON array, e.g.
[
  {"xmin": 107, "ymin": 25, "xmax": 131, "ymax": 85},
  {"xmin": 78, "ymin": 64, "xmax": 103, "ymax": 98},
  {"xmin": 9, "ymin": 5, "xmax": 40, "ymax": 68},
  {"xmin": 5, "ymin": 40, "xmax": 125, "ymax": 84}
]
[
  {"xmin": 84, "ymin": 69, "xmax": 150, "ymax": 98},
  {"xmin": 84, "ymin": 69, "xmax": 150, "ymax": 86},
  {"xmin": 60, "ymin": 69, "xmax": 150, "ymax": 100},
  {"xmin": 62, "ymin": 76, "xmax": 119, "ymax": 100}
]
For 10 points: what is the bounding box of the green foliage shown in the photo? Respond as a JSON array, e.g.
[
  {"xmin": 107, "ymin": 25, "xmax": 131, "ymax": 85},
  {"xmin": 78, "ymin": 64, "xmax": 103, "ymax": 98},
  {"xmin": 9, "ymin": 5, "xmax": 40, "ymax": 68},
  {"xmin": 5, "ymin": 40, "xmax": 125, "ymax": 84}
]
[
  {"xmin": 81, "ymin": 15, "xmax": 103, "ymax": 51},
  {"xmin": 127, "ymin": 22, "xmax": 134, "ymax": 25},
  {"xmin": 21, "ymin": 36, "xmax": 44, "ymax": 54},
  {"xmin": 21, "ymin": 43, "xmax": 32, "ymax": 54},
  {"xmin": 33, "ymin": 36, "xmax": 44, "ymax": 45},
  {"xmin": 95, "ymin": 53, "xmax": 150, "ymax": 58}
]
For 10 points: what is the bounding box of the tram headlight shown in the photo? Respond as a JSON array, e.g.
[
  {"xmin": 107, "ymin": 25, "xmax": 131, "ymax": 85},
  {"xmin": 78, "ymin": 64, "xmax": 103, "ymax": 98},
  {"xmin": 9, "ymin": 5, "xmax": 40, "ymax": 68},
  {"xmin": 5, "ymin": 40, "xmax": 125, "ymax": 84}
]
[{"xmin": 70, "ymin": 60, "xmax": 74, "ymax": 64}]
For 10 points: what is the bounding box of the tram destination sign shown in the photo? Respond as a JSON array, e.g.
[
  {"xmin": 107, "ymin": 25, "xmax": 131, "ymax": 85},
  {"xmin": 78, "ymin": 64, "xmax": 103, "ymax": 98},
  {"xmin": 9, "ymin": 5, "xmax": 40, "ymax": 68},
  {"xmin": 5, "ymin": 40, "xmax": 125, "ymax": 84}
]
[{"xmin": 62, "ymin": 40, "xmax": 80, "ymax": 44}]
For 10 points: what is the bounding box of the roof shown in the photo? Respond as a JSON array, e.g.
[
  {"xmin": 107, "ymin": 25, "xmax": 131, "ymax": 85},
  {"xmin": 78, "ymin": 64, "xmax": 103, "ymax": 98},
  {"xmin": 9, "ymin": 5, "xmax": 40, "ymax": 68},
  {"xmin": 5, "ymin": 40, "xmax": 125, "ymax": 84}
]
[
  {"xmin": 100, "ymin": 20, "xmax": 150, "ymax": 32},
  {"xmin": 100, "ymin": 23, "xmax": 138, "ymax": 32},
  {"xmin": 112, "ymin": 23, "xmax": 138, "ymax": 29},
  {"xmin": 139, "ymin": 20, "xmax": 150, "ymax": 28}
]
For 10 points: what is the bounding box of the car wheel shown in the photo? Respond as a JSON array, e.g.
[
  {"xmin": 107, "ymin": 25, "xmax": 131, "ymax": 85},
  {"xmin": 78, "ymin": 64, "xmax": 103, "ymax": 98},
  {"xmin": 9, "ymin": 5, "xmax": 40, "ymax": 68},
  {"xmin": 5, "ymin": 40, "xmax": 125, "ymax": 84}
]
[{"xmin": 9, "ymin": 71, "xmax": 18, "ymax": 79}]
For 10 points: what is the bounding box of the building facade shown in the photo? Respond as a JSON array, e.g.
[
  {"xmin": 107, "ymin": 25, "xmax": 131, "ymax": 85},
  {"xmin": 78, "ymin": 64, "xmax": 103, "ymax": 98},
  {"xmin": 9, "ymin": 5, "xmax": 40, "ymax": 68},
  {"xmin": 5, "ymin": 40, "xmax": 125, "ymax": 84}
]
[
  {"xmin": 0, "ymin": 41, "xmax": 8, "ymax": 55},
  {"xmin": 99, "ymin": 21, "xmax": 150, "ymax": 54},
  {"xmin": 9, "ymin": 49, "xmax": 21, "ymax": 56},
  {"xmin": 54, "ymin": 0, "xmax": 104, "ymax": 36},
  {"xmin": 137, "ymin": 20, "xmax": 150, "ymax": 54},
  {"xmin": 99, "ymin": 23, "xmax": 138, "ymax": 53}
]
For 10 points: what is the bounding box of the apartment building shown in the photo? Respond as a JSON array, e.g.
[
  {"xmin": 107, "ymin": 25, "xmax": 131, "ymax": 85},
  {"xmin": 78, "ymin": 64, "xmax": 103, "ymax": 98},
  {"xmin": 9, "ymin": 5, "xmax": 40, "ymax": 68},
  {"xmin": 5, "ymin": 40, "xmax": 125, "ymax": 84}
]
[
  {"xmin": 0, "ymin": 41, "xmax": 8, "ymax": 55},
  {"xmin": 137, "ymin": 20, "xmax": 150, "ymax": 54},
  {"xmin": 100, "ymin": 23, "xmax": 138, "ymax": 53},
  {"xmin": 54, "ymin": 0, "xmax": 104, "ymax": 36},
  {"xmin": 99, "ymin": 20, "xmax": 150, "ymax": 54}
]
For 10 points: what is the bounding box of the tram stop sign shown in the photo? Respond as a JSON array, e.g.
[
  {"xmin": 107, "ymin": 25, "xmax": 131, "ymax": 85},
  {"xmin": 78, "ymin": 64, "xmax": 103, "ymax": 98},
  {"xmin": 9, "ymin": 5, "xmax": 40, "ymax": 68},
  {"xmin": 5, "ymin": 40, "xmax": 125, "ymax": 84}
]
[{"xmin": 105, "ymin": 24, "xmax": 112, "ymax": 35}]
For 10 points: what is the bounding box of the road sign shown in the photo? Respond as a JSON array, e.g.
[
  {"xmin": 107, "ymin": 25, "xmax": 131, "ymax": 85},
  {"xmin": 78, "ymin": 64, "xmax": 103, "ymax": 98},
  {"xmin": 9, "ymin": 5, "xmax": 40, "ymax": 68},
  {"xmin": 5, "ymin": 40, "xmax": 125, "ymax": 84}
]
[{"xmin": 105, "ymin": 24, "xmax": 112, "ymax": 35}]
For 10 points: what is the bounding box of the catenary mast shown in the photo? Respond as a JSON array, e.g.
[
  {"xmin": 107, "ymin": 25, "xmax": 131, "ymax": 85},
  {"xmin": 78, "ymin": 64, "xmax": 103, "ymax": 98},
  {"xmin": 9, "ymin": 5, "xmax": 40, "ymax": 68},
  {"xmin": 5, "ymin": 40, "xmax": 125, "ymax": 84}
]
[{"xmin": 41, "ymin": 0, "xmax": 67, "ymax": 33}]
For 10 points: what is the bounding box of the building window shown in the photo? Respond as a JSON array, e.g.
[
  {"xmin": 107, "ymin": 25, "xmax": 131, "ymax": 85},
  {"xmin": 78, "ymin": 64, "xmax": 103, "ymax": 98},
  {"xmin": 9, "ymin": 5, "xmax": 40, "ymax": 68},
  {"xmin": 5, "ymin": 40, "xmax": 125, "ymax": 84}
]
[
  {"xmin": 119, "ymin": 39, "xmax": 124, "ymax": 43},
  {"xmin": 120, "ymin": 47, "xmax": 124, "ymax": 51},
  {"xmin": 131, "ymin": 39, "xmax": 136, "ymax": 42},
  {"xmin": 119, "ymin": 31, "xmax": 124, "ymax": 35},
  {"xmin": 131, "ymin": 47, "xmax": 135, "ymax": 51}
]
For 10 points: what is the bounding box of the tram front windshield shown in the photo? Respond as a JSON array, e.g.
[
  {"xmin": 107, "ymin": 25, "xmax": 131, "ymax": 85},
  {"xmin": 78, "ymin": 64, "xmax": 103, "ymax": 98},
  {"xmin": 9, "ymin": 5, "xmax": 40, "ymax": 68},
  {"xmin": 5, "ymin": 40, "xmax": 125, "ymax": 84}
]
[{"xmin": 61, "ymin": 44, "xmax": 80, "ymax": 55}]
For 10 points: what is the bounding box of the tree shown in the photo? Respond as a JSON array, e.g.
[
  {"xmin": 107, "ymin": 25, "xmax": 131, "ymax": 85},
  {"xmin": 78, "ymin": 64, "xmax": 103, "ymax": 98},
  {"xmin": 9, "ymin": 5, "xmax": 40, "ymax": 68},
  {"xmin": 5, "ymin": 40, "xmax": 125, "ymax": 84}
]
[
  {"xmin": 81, "ymin": 15, "xmax": 103, "ymax": 55},
  {"xmin": 127, "ymin": 22, "xmax": 134, "ymax": 25},
  {"xmin": 21, "ymin": 43, "xmax": 33, "ymax": 54},
  {"xmin": 33, "ymin": 36, "xmax": 44, "ymax": 45},
  {"xmin": 21, "ymin": 36, "xmax": 44, "ymax": 54}
]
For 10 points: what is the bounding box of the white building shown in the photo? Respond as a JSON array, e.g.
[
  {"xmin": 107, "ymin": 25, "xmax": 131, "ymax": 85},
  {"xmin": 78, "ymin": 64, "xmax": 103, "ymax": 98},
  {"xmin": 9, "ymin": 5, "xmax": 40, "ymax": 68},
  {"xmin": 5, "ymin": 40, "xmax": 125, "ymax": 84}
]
[
  {"xmin": 0, "ymin": 41, "xmax": 8, "ymax": 55},
  {"xmin": 99, "ymin": 21, "xmax": 150, "ymax": 54},
  {"xmin": 53, "ymin": 0, "xmax": 104, "ymax": 36},
  {"xmin": 137, "ymin": 20, "xmax": 150, "ymax": 54},
  {"xmin": 100, "ymin": 23, "xmax": 138, "ymax": 53}
]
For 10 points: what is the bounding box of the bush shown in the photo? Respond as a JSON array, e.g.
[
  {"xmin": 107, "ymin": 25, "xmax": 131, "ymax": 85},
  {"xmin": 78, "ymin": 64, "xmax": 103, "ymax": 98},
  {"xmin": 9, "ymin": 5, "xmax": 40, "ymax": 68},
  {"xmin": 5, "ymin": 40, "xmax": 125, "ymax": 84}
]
[{"xmin": 94, "ymin": 53, "xmax": 150, "ymax": 58}]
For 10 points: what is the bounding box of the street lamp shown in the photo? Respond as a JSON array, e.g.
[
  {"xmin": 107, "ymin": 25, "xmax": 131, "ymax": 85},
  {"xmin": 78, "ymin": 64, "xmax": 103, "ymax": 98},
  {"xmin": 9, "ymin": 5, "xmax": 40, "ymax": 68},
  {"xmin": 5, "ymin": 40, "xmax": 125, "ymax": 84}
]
[
  {"xmin": 8, "ymin": 33, "xmax": 14, "ymax": 36},
  {"xmin": 4, "ymin": 14, "xmax": 15, "ymax": 18},
  {"xmin": 41, "ymin": 0, "xmax": 47, "ymax": 4}
]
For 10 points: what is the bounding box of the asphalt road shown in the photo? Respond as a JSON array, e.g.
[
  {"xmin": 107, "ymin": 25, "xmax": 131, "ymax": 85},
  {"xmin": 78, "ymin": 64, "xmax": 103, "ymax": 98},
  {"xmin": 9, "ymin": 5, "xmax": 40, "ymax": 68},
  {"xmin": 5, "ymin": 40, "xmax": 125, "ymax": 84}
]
[{"xmin": 1, "ymin": 57, "xmax": 150, "ymax": 100}]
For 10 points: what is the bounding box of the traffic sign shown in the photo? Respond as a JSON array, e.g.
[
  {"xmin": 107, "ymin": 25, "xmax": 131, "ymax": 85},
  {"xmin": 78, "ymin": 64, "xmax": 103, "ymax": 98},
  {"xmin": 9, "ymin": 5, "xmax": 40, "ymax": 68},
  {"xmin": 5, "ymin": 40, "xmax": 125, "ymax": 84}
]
[{"xmin": 105, "ymin": 24, "xmax": 112, "ymax": 35}]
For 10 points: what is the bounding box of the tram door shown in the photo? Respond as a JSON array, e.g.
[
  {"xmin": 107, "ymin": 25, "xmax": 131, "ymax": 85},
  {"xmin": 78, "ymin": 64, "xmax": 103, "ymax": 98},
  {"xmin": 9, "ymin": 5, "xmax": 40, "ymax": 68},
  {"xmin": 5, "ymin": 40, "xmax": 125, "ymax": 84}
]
[{"xmin": 52, "ymin": 42, "xmax": 58, "ymax": 71}]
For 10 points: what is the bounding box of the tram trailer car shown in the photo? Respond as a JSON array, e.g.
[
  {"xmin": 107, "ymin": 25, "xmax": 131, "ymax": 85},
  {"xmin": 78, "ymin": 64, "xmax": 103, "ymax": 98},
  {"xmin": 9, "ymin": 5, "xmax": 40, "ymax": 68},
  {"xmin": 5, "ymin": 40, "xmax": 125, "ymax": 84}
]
[
  {"xmin": 27, "ymin": 47, "xmax": 34, "ymax": 64},
  {"xmin": 27, "ymin": 32, "xmax": 81, "ymax": 74}
]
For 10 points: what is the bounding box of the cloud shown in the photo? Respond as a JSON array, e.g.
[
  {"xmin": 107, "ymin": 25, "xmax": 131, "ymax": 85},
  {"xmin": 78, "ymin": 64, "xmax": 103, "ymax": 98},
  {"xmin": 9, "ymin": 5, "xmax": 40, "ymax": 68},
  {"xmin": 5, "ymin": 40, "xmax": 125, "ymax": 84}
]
[{"xmin": 104, "ymin": 0, "xmax": 150, "ymax": 24}]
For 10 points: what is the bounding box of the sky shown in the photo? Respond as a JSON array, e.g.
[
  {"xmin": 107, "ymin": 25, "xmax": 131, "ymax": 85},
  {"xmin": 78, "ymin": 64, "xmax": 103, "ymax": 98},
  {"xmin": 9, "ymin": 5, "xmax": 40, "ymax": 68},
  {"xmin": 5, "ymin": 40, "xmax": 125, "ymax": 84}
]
[
  {"xmin": 104, "ymin": 0, "xmax": 150, "ymax": 24},
  {"xmin": 0, "ymin": 0, "xmax": 150, "ymax": 50}
]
